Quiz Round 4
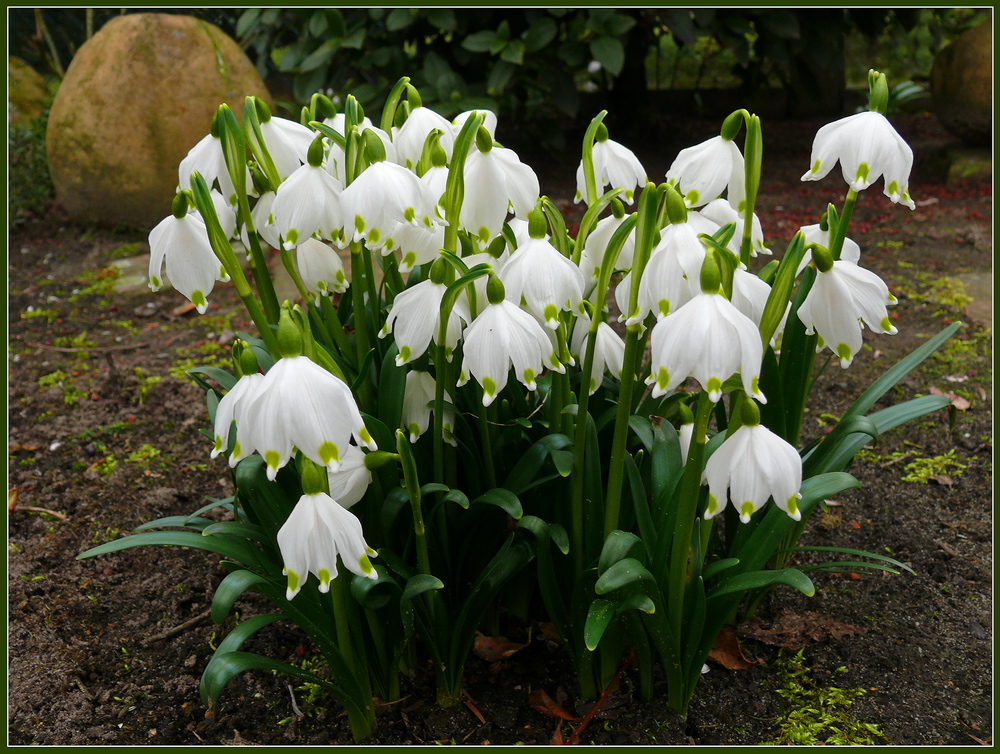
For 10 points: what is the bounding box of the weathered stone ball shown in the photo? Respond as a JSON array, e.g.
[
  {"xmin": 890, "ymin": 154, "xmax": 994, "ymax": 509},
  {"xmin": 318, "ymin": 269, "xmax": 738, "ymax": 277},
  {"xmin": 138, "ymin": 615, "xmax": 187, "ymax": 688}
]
[
  {"xmin": 930, "ymin": 21, "xmax": 992, "ymax": 147},
  {"xmin": 8, "ymin": 56, "xmax": 51, "ymax": 126},
  {"xmin": 46, "ymin": 13, "xmax": 272, "ymax": 229}
]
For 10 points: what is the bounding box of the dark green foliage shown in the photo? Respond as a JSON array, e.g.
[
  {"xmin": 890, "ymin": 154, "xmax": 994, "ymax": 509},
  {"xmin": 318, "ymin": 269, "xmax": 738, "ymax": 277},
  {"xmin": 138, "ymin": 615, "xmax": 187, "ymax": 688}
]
[{"xmin": 8, "ymin": 110, "xmax": 54, "ymax": 227}]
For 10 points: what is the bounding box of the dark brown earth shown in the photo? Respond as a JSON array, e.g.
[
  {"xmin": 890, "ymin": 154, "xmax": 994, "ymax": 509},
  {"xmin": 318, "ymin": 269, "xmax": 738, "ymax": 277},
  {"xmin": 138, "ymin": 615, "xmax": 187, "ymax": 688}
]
[{"xmin": 7, "ymin": 112, "xmax": 992, "ymax": 746}]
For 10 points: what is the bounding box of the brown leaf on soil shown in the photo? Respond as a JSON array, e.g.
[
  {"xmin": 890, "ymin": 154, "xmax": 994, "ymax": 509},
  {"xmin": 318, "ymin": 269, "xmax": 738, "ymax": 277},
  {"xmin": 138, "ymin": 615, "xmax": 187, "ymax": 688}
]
[
  {"xmin": 737, "ymin": 607, "xmax": 867, "ymax": 650},
  {"xmin": 529, "ymin": 689, "xmax": 579, "ymax": 722},
  {"xmin": 8, "ymin": 488, "xmax": 19, "ymax": 511},
  {"xmin": 928, "ymin": 475, "xmax": 955, "ymax": 486},
  {"xmin": 929, "ymin": 386, "xmax": 971, "ymax": 410},
  {"xmin": 472, "ymin": 631, "xmax": 529, "ymax": 662},
  {"xmin": 707, "ymin": 627, "xmax": 760, "ymax": 670},
  {"xmin": 9, "ymin": 443, "xmax": 42, "ymax": 452}
]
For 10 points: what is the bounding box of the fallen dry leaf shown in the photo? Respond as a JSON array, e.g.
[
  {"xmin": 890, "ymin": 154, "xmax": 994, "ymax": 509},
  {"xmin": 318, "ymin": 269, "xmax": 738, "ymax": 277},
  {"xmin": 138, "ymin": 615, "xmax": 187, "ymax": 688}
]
[
  {"xmin": 738, "ymin": 607, "xmax": 866, "ymax": 650},
  {"xmin": 8, "ymin": 487, "xmax": 19, "ymax": 511},
  {"xmin": 9, "ymin": 443, "xmax": 42, "ymax": 453},
  {"xmin": 708, "ymin": 627, "xmax": 760, "ymax": 670},
  {"xmin": 473, "ymin": 631, "xmax": 529, "ymax": 662},
  {"xmin": 529, "ymin": 689, "xmax": 579, "ymax": 722},
  {"xmin": 928, "ymin": 475, "xmax": 955, "ymax": 486},
  {"xmin": 929, "ymin": 386, "xmax": 971, "ymax": 410}
]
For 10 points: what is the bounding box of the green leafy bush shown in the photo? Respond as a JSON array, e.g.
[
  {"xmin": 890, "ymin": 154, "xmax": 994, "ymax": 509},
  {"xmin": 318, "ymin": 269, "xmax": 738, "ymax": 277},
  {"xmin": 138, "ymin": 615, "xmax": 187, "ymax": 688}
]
[{"xmin": 8, "ymin": 109, "xmax": 54, "ymax": 226}]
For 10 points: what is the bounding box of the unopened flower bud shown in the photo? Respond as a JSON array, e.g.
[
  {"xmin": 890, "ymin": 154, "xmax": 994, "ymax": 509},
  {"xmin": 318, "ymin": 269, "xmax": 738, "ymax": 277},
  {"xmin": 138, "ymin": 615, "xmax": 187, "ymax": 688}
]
[
  {"xmin": 611, "ymin": 198, "xmax": 625, "ymax": 219},
  {"xmin": 699, "ymin": 251, "xmax": 722, "ymax": 294},
  {"xmin": 307, "ymin": 133, "xmax": 326, "ymax": 168},
  {"xmin": 298, "ymin": 456, "xmax": 328, "ymax": 495},
  {"xmin": 868, "ymin": 70, "xmax": 889, "ymax": 115},
  {"xmin": 664, "ymin": 184, "xmax": 687, "ymax": 225},
  {"xmin": 720, "ymin": 109, "xmax": 744, "ymax": 141},
  {"xmin": 475, "ymin": 125, "xmax": 493, "ymax": 154},
  {"xmin": 235, "ymin": 340, "xmax": 260, "ymax": 377},
  {"xmin": 811, "ymin": 243, "xmax": 834, "ymax": 273},
  {"xmin": 486, "ymin": 234, "xmax": 507, "ymax": 259},
  {"xmin": 486, "ymin": 273, "xmax": 506, "ymax": 305},
  {"xmin": 253, "ymin": 96, "xmax": 272, "ymax": 123},
  {"xmin": 595, "ymin": 123, "xmax": 609, "ymax": 143},
  {"xmin": 171, "ymin": 191, "xmax": 190, "ymax": 219},
  {"xmin": 527, "ymin": 206, "xmax": 547, "ymax": 239},
  {"xmin": 739, "ymin": 396, "xmax": 761, "ymax": 427},
  {"xmin": 364, "ymin": 129, "xmax": 387, "ymax": 163},
  {"xmin": 276, "ymin": 305, "xmax": 305, "ymax": 358}
]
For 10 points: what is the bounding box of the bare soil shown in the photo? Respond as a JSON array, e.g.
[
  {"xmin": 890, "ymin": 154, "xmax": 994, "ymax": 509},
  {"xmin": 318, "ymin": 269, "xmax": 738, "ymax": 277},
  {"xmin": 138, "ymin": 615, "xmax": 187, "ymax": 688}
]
[{"xmin": 7, "ymin": 113, "xmax": 993, "ymax": 746}]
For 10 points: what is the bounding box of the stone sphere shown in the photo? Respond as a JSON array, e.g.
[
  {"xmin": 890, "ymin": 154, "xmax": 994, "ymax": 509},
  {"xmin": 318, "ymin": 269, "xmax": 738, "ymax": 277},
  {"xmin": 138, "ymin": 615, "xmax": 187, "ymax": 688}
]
[
  {"xmin": 930, "ymin": 20, "xmax": 992, "ymax": 147},
  {"xmin": 46, "ymin": 13, "xmax": 272, "ymax": 229}
]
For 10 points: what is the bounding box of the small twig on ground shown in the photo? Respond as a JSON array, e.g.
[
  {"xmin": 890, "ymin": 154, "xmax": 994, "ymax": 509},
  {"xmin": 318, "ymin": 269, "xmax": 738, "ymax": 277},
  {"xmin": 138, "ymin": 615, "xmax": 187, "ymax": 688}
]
[
  {"xmin": 10, "ymin": 502, "xmax": 68, "ymax": 520},
  {"xmin": 143, "ymin": 607, "xmax": 214, "ymax": 645},
  {"xmin": 27, "ymin": 342, "xmax": 150, "ymax": 353},
  {"xmin": 287, "ymin": 684, "xmax": 305, "ymax": 718},
  {"xmin": 564, "ymin": 650, "xmax": 634, "ymax": 745},
  {"xmin": 462, "ymin": 689, "xmax": 487, "ymax": 724}
]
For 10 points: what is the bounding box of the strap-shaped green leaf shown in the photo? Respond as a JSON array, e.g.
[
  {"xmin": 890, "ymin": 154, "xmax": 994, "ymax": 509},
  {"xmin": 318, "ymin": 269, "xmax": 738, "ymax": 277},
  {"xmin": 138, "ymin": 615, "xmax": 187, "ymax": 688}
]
[
  {"xmin": 598, "ymin": 530, "xmax": 646, "ymax": 574},
  {"xmin": 707, "ymin": 568, "xmax": 814, "ymax": 600},
  {"xmin": 595, "ymin": 557, "xmax": 655, "ymax": 594},
  {"xmin": 211, "ymin": 613, "xmax": 284, "ymax": 657},
  {"xmin": 584, "ymin": 599, "xmax": 616, "ymax": 651},
  {"xmin": 472, "ymin": 488, "xmax": 523, "ymax": 519},
  {"xmin": 211, "ymin": 570, "xmax": 274, "ymax": 624},
  {"xmin": 77, "ymin": 530, "xmax": 262, "ymax": 564},
  {"xmin": 782, "ymin": 545, "xmax": 914, "ymax": 575}
]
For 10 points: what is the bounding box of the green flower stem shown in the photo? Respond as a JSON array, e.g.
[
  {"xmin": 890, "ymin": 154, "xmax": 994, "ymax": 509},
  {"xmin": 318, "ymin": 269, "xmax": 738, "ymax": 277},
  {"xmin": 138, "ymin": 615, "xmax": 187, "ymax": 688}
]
[
  {"xmin": 602, "ymin": 185, "xmax": 659, "ymax": 538},
  {"xmin": 442, "ymin": 112, "xmax": 486, "ymax": 256},
  {"xmin": 739, "ymin": 113, "xmax": 762, "ymax": 268},
  {"xmin": 350, "ymin": 242, "xmax": 375, "ymax": 411},
  {"xmin": 666, "ymin": 390, "xmax": 713, "ymax": 650},
  {"xmin": 189, "ymin": 175, "xmax": 280, "ymax": 356},
  {"xmin": 570, "ymin": 323, "xmax": 600, "ymax": 574},
  {"xmin": 581, "ymin": 111, "xmax": 608, "ymax": 207},
  {"xmin": 396, "ymin": 429, "xmax": 432, "ymax": 581},
  {"xmin": 279, "ymin": 245, "xmax": 314, "ymax": 304},
  {"xmin": 475, "ymin": 390, "xmax": 497, "ymax": 491},
  {"xmin": 329, "ymin": 575, "xmax": 357, "ymax": 676},
  {"xmin": 829, "ymin": 188, "xmax": 858, "ymax": 261},
  {"xmin": 572, "ymin": 188, "xmax": 624, "ymax": 266}
]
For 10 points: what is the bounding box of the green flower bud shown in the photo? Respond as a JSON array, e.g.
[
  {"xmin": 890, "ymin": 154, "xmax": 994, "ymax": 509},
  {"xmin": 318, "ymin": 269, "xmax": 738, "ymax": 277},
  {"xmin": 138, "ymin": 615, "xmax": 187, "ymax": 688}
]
[
  {"xmin": 363, "ymin": 450, "xmax": 400, "ymax": 471},
  {"xmin": 276, "ymin": 305, "xmax": 304, "ymax": 358},
  {"xmin": 527, "ymin": 205, "xmax": 547, "ymax": 239},
  {"xmin": 664, "ymin": 184, "xmax": 688, "ymax": 225},
  {"xmin": 235, "ymin": 340, "xmax": 260, "ymax": 376},
  {"xmin": 430, "ymin": 141, "xmax": 448, "ymax": 168},
  {"xmin": 699, "ymin": 250, "xmax": 722, "ymax": 294},
  {"xmin": 429, "ymin": 256, "xmax": 450, "ymax": 285},
  {"xmin": 475, "ymin": 125, "xmax": 493, "ymax": 154},
  {"xmin": 595, "ymin": 123, "xmax": 609, "ymax": 143},
  {"xmin": 311, "ymin": 92, "xmax": 336, "ymax": 121},
  {"xmin": 739, "ymin": 396, "xmax": 761, "ymax": 427},
  {"xmin": 611, "ymin": 198, "xmax": 626, "ymax": 219},
  {"xmin": 171, "ymin": 191, "xmax": 190, "ymax": 219},
  {"xmin": 406, "ymin": 83, "xmax": 423, "ymax": 109},
  {"xmin": 364, "ymin": 129, "xmax": 387, "ymax": 163},
  {"xmin": 209, "ymin": 108, "xmax": 221, "ymax": 139},
  {"xmin": 811, "ymin": 243, "xmax": 834, "ymax": 273},
  {"xmin": 298, "ymin": 456, "xmax": 328, "ymax": 495},
  {"xmin": 486, "ymin": 273, "xmax": 506, "ymax": 305},
  {"xmin": 677, "ymin": 401, "xmax": 695, "ymax": 426},
  {"xmin": 253, "ymin": 96, "xmax": 272, "ymax": 123},
  {"xmin": 486, "ymin": 233, "xmax": 507, "ymax": 259},
  {"xmin": 720, "ymin": 109, "xmax": 744, "ymax": 141},
  {"xmin": 307, "ymin": 133, "xmax": 326, "ymax": 168},
  {"xmin": 868, "ymin": 69, "xmax": 889, "ymax": 115}
]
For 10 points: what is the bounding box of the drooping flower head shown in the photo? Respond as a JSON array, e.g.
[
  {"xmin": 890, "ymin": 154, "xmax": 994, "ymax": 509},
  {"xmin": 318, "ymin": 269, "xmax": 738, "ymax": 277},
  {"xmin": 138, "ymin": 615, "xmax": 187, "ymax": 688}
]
[
  {"xmin": 461, "ymin": 139, "xmax": 540, "ymax": 243},
  {"xmin": 271, "ymin": 156, "xmax": 345, "ymax": 249},
  {"xmin": 702, "ymin": 406, "xmax": 803, "ymax": 524},
  {"xmin": 380, "ymin": 274, "xmax": 471, "ymax": 365},
  {"xmin": 500, "ymin": 234, "xmax": 586, "ymax": 329},
  {"xmin": 800, "ymin": 110, "xmax": 915, "ymax": 209},
  {"xmin": 326, "ymin": 445, "xmax": 372, "ymax": 510},
  {"xmin": 402, "ymin": 370, "xmax": 456, "ymax": 445},
  {"xmin": 277, "ymin": 492, "xmax": 378, "ymax": 599},
  {"xmin": 666, "ymin": 135, "xmax": 745, "ymax": 209},
  {"xmin": 570, "ymin": 312, "xmax": 626, "ymax": 395},
  {"xmin": 458, "ymin": 276, "xmax": 565, "ymax": 406},
  {"xmin": 796, "ymin": 246, "xmax": 898, "ymax": 368},
  {"xmin": 575, "ymin": 131, "xmax": 647, "ymax": 204},
  {"xmin": 296, "ymin": 238, "xmax": 349, "ymax": 298}
]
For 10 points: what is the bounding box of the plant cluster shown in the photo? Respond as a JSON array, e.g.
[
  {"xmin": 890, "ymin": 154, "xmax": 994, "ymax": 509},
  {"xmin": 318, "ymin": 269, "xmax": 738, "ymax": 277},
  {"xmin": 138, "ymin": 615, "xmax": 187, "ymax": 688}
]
[{"xmin": 79, "ymin": 70, "xmax": 957, "ymax": 741}]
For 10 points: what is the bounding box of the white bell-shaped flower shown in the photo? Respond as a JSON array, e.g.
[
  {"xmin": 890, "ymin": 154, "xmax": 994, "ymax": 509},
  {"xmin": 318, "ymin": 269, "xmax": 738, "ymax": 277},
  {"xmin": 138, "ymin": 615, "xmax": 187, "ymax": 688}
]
[
  {"xmin": 148, "ymin": 211, "xmax": 227, "ymax": 314},
  {"xmin": 630, "ymin": 216, "xmax": 717, "ymax": 324},
  {"xmin": 797, "ymin": 223, "xmax": 861, "ymax": 275},
  {"xmin": 666, "ymin": 135, "xmax": 745, "ymax": 209},
  {"xmin": 578, "ymin": 214, "xmax": 636, "ymax": 283},
  {"xmin": 245, "ymin": 191, "xmax": 282, "ymax": 250},
  {"xmin": 297, "ymin": 238, "xmax": 348, "ymax": 298},
  {"xmin": 392, "ymin": 106, "xmax": 455, "ymax": 169},
  {"xmin": 243, "ymin": 355, "xmax": 376, "ymax": 481},
  {"xmin": 211, "ymin": 372, "xmax": 265, "ymax": 460},
  {"xmin": 499, "ymin": 237, "xmax": 586, "ymax": 329},
  {"xmin": 697, "ymin": 198, "xmax": 771, "ymax": 257},
  {"xmin": 341, "ymin": 160, "xmax": 443, "ymax": 252},
  {"xmin": 462, "ymin": 146, "xmax": 540, "ymax": 243},
  {"xmin": 575, "ymin": 137, "xmax": 647, "ymax": 204},
  {"xmin": 646, "ymin": 291, "xmax": 766, "ymax": 404},
  {"xmin": 277, "ymin": 492, "xmax": 377, "ymax": 599},
  {"xmin": 797, "ymin": 260, "xmax": 898, "ymax": 368},
  {"xmin": 453, "ymin": 109, "xmax": 498, "ymax": 139},
  {"xmin": 458, "ymin": 298, "xmax": 565, "ymax": 406},
  {"xmin": 178, "ymin": 132, "xmax": 253, "ymax": 206},
  {"xmin": 326, "ymin": 445, "xmax": 372, "ymax": 509},
  {"xmin": 420, "ymin": 164, "xmax": 450, "ymax": 213},
  {"xmin": 383, "ymin": 222, "xmax": 446, "ymax": 274},
  {"xmin": 800, "ymin": 111, "xmax": 915, "ymax": 209},
  {"xmin": 380, "ymin": 278, "xmax": 470, "ymax": 365},
  {"xmin": 571, "ymin": 312, "xmax": 626, "ymax": 395},
  {"xmin": 402, "ymin": 370, "xmax": 456, "ymax": 445},
  {"xmin": 271, "ymin": 163, "xmax": 344, "ymax": 249},
  {"xmin": 702, "ymin": 422, "xmax": 803, "ymax": 523},
  {"xmin": 253, "ymin": 116, "xmax": 315, "ymax": 182}
]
